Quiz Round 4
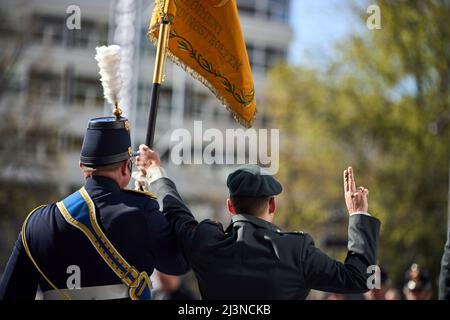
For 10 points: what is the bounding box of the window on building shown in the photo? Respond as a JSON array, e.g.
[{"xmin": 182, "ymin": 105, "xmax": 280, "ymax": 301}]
[
  {"xmin": 28, "ymin": 69, "xmax": 62, "ymax": 101},
  {"xmin": 212, "ymin": 103, "xmax": 223, "ymax": 121},
  {"xmin": 159, "ymin": 86, "xmax": 173, "ymax": 115},
  {"xmin": 140, "ymin": 27, "xmax": 156, "ymax": 56},
  {"xmin": 246, "ymin": 42, "xmax": 254, "ymax": 68},
  {"xmin": 71, "ymin": 76, "xmax": 104, "ymax": 108},
  {"xmin": 63, "ymin": 20, "xmax": 107, "ymax": 48},
  {"xmin": 237, "ymin": 0, "xmax": 289, "ymax": 23},
  {"xmin": 268, "ymin": 0, "xmax": 289, "ymax": 22},
  {"xmin": 184, "ymin": 84, "xmax": 210, "ymax": 119},
  {"xmin": 31, "ymin": 15, "xmax": 65, "ymax": 45},
  {"xmin": 60, "ymin": 134, "xmax": 84, "ymax": 153},
  {"xmin": 265, "ymin": 46, "xmax": 286, "ymax": 69},
  {"xmin": 248, "ymin": 44, "xmax": 266, "ymax": 73},
  {"xmin": 237, "ymin": 0, "xmax": 257, "ymax": 16},
  {"xmin": 31, "ymin": 15, "xmax": 107, "ymax": 48}
]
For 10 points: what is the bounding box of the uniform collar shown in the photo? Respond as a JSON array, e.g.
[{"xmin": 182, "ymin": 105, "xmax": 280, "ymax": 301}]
[
  {"xmin": 230, "ymin": 214, "xmax": 282, "ymax": 233},
  {"xmin": 84, "ymin": 176, "xmax": 121, "ymax": 192}
]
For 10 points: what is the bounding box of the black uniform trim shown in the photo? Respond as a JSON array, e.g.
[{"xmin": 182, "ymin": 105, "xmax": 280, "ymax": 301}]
[{"xmin": 80, "ymin": 151, "xmax": 130, "ymax": 166}]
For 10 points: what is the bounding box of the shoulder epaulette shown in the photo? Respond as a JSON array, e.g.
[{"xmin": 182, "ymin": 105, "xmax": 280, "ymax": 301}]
[
  {"xmin": 277, "ymin": 230, "xmax": 304, "ymax": 235},
  {"xmin": 204, "ymin": 219, "xmax": 222, "ymax": 226},
  {"xmin": 123, "ymin": 189, "xmax": 157, "ymax": 199}
]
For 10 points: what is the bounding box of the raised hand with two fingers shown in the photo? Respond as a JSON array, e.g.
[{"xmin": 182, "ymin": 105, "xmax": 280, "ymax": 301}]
[{"xmin": 343, "ymin": 166, "xmax": 369, "ymax": 215}]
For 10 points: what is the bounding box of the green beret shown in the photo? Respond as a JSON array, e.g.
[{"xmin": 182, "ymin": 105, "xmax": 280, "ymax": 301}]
[{"xmin": 226, "ymin": 165, "xmax": 282, "ymax": 197}]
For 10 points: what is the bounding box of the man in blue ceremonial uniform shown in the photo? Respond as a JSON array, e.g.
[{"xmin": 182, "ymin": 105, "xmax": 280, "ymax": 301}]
[{"xmin": 0, "ymin": 114, "xmax": 188, "ymax": 300}]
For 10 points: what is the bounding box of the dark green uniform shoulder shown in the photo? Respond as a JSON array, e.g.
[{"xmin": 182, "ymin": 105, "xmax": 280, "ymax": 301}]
[
  {"xmin": 276, "ymin": 230, "xmax": 304, "ymax": 236},
  {"xmin": 122, "ymin": 188, "xmax": 157, "ymax": 199}
]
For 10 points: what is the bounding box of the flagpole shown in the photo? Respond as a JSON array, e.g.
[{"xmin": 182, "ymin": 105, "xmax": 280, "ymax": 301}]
[{"xmin": 145, "ymin": 3, "xmax": 171, "ymax": 147}]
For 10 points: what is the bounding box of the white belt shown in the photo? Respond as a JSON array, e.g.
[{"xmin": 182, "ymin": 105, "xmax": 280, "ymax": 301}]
[{"xmin": 42, "ymin": 284, "xmax": 129, "ymax": 300}]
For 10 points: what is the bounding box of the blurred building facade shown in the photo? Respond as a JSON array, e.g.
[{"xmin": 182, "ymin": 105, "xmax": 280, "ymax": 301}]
[{"xmin": 0, "ymin": 0, "xmax": 292, "ymax": 223}]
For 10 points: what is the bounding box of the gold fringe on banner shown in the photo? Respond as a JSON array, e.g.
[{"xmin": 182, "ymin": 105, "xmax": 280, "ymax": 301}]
[{"xmin": 147, "ymin": 0, "xmax": 257, "ymax": 128}]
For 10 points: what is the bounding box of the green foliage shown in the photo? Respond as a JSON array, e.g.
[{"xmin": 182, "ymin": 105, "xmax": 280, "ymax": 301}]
[{"xmin": 266, "ymin": 0, "xmax": 450, "ymax": 295}]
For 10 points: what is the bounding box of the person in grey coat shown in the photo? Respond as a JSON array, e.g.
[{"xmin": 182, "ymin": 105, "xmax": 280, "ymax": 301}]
[{"xmin": 439, "ymin": 228, "xmax": 450, "ymax": 300}]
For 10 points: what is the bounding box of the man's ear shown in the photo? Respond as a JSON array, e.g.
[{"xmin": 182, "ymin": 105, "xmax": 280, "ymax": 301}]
[
  {"xmin": 79, "ymin": 162, "xmax": 89, "ymax": 179},
  {"xmin": 269, "ymin": 197, "xmax": 276, "ymax": 214},
  {"xmin": 120, "ymin": 160, "xmax": 128, "ymax": 176},
  {"xmin": 227, "ymin": 198, "xmax": 236, "ymax": 215}
]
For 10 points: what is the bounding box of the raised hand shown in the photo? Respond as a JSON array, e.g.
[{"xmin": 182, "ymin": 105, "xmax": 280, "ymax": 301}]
[
  {"xmin": 136, "ymin": 144, "xmax": 161, "ymax": 175},
  {"xmin": 343, "ymin": 166, "xmax": 369, "ymax": 214}
]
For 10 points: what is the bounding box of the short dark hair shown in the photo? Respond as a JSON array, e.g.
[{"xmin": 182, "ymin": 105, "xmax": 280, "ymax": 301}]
[{"xmin": 230, "ymin": 196, "xmax": 271, "ymax": 216}]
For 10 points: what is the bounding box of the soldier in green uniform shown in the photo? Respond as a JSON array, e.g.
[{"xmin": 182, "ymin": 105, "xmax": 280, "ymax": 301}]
[{"xmin": 134, "ymin": 146, "xmax": 381, "ymax": 299}]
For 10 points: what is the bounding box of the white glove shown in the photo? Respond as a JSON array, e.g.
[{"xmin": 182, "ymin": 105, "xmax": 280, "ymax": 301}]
[{"xmin": 132, "ymin": 167, "xmax": 168, "ymax": 191}]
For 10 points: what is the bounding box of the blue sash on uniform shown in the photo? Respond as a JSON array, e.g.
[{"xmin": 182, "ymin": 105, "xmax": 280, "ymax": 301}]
[{"xmin": 56, "ymin": 187, "xmax": 151, "ymax": 300}]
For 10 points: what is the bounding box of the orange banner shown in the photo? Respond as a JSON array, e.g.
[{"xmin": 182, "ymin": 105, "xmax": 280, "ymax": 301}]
[{"xmin": 149, "ymin": 0, "xmax": 256, "ymax": 127}]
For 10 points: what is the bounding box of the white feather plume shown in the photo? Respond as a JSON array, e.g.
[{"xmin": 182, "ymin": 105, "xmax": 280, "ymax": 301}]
[{"xmin": 95, "ymin": 45, "xmax": 122, "ymax": 107}]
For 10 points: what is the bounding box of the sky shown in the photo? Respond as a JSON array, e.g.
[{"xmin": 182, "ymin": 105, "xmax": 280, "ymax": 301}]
[{"xmin": 289, "ymin": 0, "xmax": 368, "ymax": 66}]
